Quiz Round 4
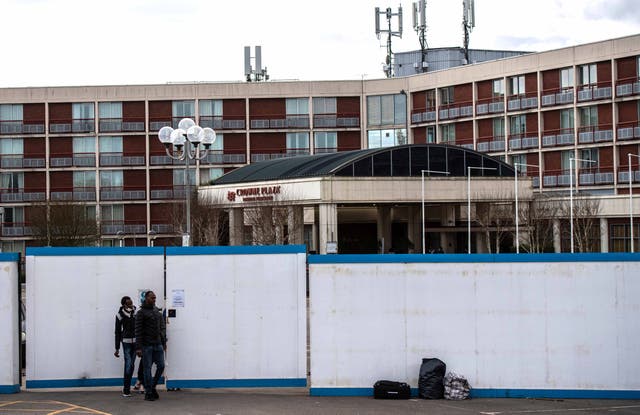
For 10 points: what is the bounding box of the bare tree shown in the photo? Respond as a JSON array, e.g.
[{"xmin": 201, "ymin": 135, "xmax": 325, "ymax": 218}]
[
  {"xmin": 29, "ymin": 201, "xmax": 99, "ymax": 247},
  {"xmin": 561, "ymin": 195, "xmax": 601, "ymax": 253},
  {"xmin": 170, "ymin": 193, "xmax": 228, "ymax": 246},
  {"xmin": 474, "ymin": 191, "xmax": 514, "ymax": 253},
  {"xmin": 243, "ymin": 203, "xmax": 304, "ymax": 246},
  {"xmin": 517, "ymin": 193, "xmax": 562, "ymax": 253}
]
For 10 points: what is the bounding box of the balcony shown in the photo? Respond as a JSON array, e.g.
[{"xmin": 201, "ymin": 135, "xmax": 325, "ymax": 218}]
[
  {"xmin": 476, "ymin": 136, "xmax": 505, "ymax": 153},
  {"xmin": 50, "ymin": 187, "xmax": 96, "ymax": 201},
  {"xmin": 616, "ymin": 76, "xmax": 640, "ymax": 97},
  {"xmin": 507, "ymin": 92, "xmax": 538, "ymax": 111},
  {"xmin": 200, "ymin": 150, "xmax": 246, "ymax": 165},
  {"xmin": 1, "ymin": 223, "xmax": 33, "ymax": 237},
  {"xmin": 313, "ymin": 113, "xmax": 360, "ymax": 128},
  {"xmin": 101, "ymin": 220, "xmax": 147, "ymax": 235},
  {"xmin": 250, "ymin": 114, "xmax": 310, "ymax": 129},
  {"xmin": 250, "ymin": 147, "xmax": 310, "ymax": 163},
  {"xmin": 0, "ymin": 155, "xmax": 46, "ymax": 169},
  {"xmin": 151, "ymin": 223, "xmax": 175, "ymax": 234},
  {"xmin": 99, "ymin": 152, "xmax": 145, "ymax": 166},
  {"xmin": 50, "ymin": 152, "xmax": 96, "ymax": 167},
  {"xmin": 508, "ymin": 133, "xmax": 538, "ymax": 150},
  {"xmin": 577, "ymin": 125, "xmax": 613, "ymax": 144},
  {"xmin": 541, "ymin": 87, "xmax": 574, "ymax": 107},
  {"xmin": 455, "ymin": 139, "xmax": 474, "ymax": 150},
  {"xmin": 49, "ymin": 118, "xmax": 95, "ymax": 133},
  {"xmin": 577, "ymin": 81, "xmax": 612, "ymax": 102},
  {"xmin": 99, "ymin": 118, "xmax": 145, "ymax": 133},
  {"xmin": 0, "ymin": 120, "xmax": 45, "ymax": 135},
  {"xmin": 0, "ymin": 188, "xmax": 46, "ymax": 202},
  {"xmin": 618, "ymin": 167, "xmax": 640, "ymax": 183},
  {"xmin": 149, "ymin": 118, "xmax": 172, "ymax": 131},
  {"xmin": 438, "ymin": 101, "xmax": 473, "ymax": 121},
  {"xmin": 150, "ymin": 185, "xmax": 196, "ymax": 200},
  {"xmin": 617, "ymin": 121, "xmax": 640, "ymax": 141},
  {"xmin": 542, "ymin": 167, "xmax": 614, "ymax": 188},
  {"xmin": 475, "ymin": 97, "xmax": 504, "ymax": 115},
  {"xmin": 410, "ymin": 108, "xmax": 437, "ymax": 124},
  {"xmin": 100, "ymin": 186, "xmax": 146, "ymax": 201},
  {"xmin": 199, "ymin": 115, "xmax": 246, "ymax": 130},
  {"xmin": 542, "ymin": 128, "xmax": 575, "ymax": 147}
]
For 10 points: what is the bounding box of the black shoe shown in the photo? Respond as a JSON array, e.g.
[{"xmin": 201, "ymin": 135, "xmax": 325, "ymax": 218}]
[
  {"xmin": 144, "ymin": 394, "xmax": 156, "ymax": 401},
  {"xmin": 152, "ymin": 389, "xmax": 159, "ymax": 399},
  {"xmin": 122, "ymin": 388, "xmax": 131, "ymax": 397}
]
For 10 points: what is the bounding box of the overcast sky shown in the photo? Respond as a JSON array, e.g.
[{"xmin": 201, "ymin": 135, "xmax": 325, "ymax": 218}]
[{"xmin": 1, "ymin": 0, "xmax": 639, "ymax": 88}]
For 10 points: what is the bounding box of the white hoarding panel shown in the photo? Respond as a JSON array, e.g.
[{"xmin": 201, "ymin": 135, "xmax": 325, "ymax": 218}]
[
  {"xmin": 164, "ymin": 245, "xmax": 307, "ymax": 388},
  {"xmin": 309, "ymin": 253, "xmax": 640, "ymax": 399},
  {"xmin": 0, "ymin": 253, "xmax": 20, "ymax": 393},
  {"xmin": 26, "ymin": 247, "xmax": 165, "ymax": 388}
]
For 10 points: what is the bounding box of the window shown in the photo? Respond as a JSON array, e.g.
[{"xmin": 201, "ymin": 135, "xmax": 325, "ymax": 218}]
[
  {"xmin": 312, "ymin": 98, "xmax": 336, "ymax": 114},
  {"xmin": 172, "ymin": 100, "xmax": 195, "ymax": 118},
  {"xmin": 72, "ymin": 103, "xmax": 94, "ymax": 120},
  {"xmin": 173, "ymin": 169, "xmax": 195, "ymax": 186},
  {"xmin": 210, "ymin": 133, "xmax": 223, "ymax": 151},
  {"xmin": 579, "ymin": 148, "xmax": 598, "ymax": 169},
  {"xmin": 286, "ymin": 132, "xmax": 310, "ymax": 154},
  {"xmin": 286, "ymin": 98, "xmax": 308, "ymax": 115},
  {"xmin": 101, "ymin": 204, "xmax": 124, "ymax": 222},
  {"xmin": 492, "ymin": 79, "xmax": 505, "ymax": 97},
  {"xmin": 1, "ymin": 172, "xmax": 23, "ymax": 191},
  {"xmin": 440, "ymin": 124, "xmax": 455, "ymax": 143},
  {"xmin": 199, "ymin": 100, "xmax": 223, "ymax": 117},
  {"xmin": 0, "ymin": 138, "xmax": 23, "ymax": 155},
  {"xmin": 99, "ymin": 136, "xmax": 123, "ymax": 153},
  {"xmin": 73, "ymin": 136, "xmax": 95, "ymax": 154},
  {"xmin": 561, "ymin": 150, "xmax": 573, "ymax": 172},
  {"xmin": 100, "ymin": 170, "xmax": 123, "ymax": 188},
  {"xmin": 367, "ymin": 94, "xmax": 406, "ymax": 127},
  {"xmin": 493, "ymin": 117, "xmax": 505, "ymax": 138},
  {"xmin": 200, "ymin": 168, "xmax": 224, "ymax": 185},
  {"xmin": 610, "ymin": 223, "xmax": 640, "ymax": 252},
  {"xmin": 3, "ymin": 206, "xmax": 24, "ymax": 225},
  {"xmin": 579, "ymin": 64, "xmax": 597, "ymax": 86},
  {"xmin": 314, "ymin": 131, "xmax": 337, "ymax": 152},
  {"xmin": 73, "ymin": 171, "xmax": 95, "ymax": 189},
  {"xmin": 512, "ymin": 154, "xmax": 526, "ymax": 173},
  {"xmin": 440, "ymin": 87, "xmax": 454, "ymax": 105},
  {"xmin": 426, "ymin": 90, "xmax": 436, "ymax": 110},
  {"xmin": 426, "ymin": 126, "xmax": 436, "ymax": 143},
  {"xmin": 560, "ymin": 109, "xmax": 574, "ymax": 130},
  {"xmin": 0, "ymin": 104, "xmax": 22, "ymax": 121},
  {"xmin": 579, "ymin": 106, "xmax": 598, "ymax": 127},
  {"xmin": 509, "ymin": 76, "xmax": 525, "ymax": 95},
  {"xmin": 509, "ymin": 115, "xmax": 526, "ymax": 135},
  {"xmin": 367, "ymin": 128, "xmax": 406, "ymax": 148},
  {"xmin": 560, "ymin": 68, "xmax": 574, "ymax": 90},
  {"xmin": 98, "ymin": 102, "xmax": 122, "ymax": 119}
]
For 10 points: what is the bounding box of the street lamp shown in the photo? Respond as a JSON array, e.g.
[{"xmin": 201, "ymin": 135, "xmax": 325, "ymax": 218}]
[
  {"xmin": 628, "ymin": 153, "xmax": 640, "ymax": 252},
  {"xmin": 514, "ymin": 162, "xmax": 538, "ymax": 254},
  {"xmin": 148, "ymin": 230, "xmax": 157, "ymax": 247},
  {"xmin": 467, "ymin": 166, "xmax": 497, "ymax": 254},
  {"xmin": 569, "ymin": 157, "xmax": 596, "ymax": 253},
  {"xmin": 421, "ymin": 169, "xmax": 450, "ymax": 254},
  {"xmin": 157, "ymin": 118, "xmax": 216, "ymax": 246}
]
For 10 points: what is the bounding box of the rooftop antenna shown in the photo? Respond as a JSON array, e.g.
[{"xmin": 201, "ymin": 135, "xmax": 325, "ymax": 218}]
[
  {"xmin": 244, "ymin": 46, "xmax": 269, "ymax": 82},
  {"xmin": 412, "ymin": 0, "xmax": 427, "ymax": 73},
  {"xmin": 462, "ymin": 0, "xmax": 475, "ymax": 65},
  {"xmin": 375, "ymin": 5, "xmax": 403, "ymax": 78}
]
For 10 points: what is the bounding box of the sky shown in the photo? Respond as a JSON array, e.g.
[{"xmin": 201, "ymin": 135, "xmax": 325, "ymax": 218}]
[{"xmin": 1, "ymin": 0, "xmax": 639, "ymax": 87}]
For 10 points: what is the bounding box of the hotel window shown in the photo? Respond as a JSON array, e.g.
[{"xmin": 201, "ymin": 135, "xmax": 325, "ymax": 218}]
[
  {"xmin": 440, "ymin": 124, "xmax": 455, "ymax": 143},
  {"xmin": 367, "ymin": 94, "xmax": 406, "ymax": 126},
  {"xmin": 439, "ymin": 87, "xmax": 454, "ymax": 105},
  {"xmin": 73, "ymin": 171, "xmax": 95, "ymax": 189},
  {"xmin": 199, "ymin": 100, "xmax": 223, "ymax": 117},
  {"xmin": 560, "ymin": 68, "xmax": 574, "ymax": 90},
  {"xmin": 426, "ymin": 90, "xmax": 436, "ymax": 110},
  {"xmin": 2, "ymin": 206, "xmax": 24, "ymax": 226},
  {"xmin": 579, "ymin": 64, "xmax": 597, "ymax": 86},
  {"xmin": 99, "ymin": 136, "xmax": 123, "ymax": 154},
  {"xmin": 509, "ymin": 76, "xmax": 525, "ymax": 95},
  {"xmin": 367, "ymin": 128, "xmax": 406, "ymax": 148},
  {"xmin": 286, "ymin": 132, "xmax": 310, "ymax": 154},
  {"xmin": 509, "ymin": 115, "xmax": 526, "ymax": 136},
  {"xmin": 314, "ymin": 131, "xmax": 337, "ymax": 153},
  {"xmin": 560, "ymin": 109, "xmax": 574, "ymax": 130},
  {"xmin": 72, "ymin": 103, "xmax": 94, "ymax": 120},
  {"xmin": 492, "ymin": 79, "xmax": 505, "ymax": 97},
  {"xmin": 100, "ymin": 170, "xmax": 123, "ymax": 188},
  {"xmin": 512, "ymin": 154, "xmax": 526, "ymax": 173},
  {"xmin": 0, "ymin": 138, "xmax": 23, "ymax": 156},
  {"xmin": 0, "ymin": 172, "xmax": 23, "ymax": 191},
  {"xmin": 426, "ymin": 126, "xmax": 436, "ymax": 143},
  {"xmin": 561, "ymin": 150, "xmax": 573, "ymax": 173},
  {"xmin": 610, "ymin": 223, "xmax": 640, "ymax": 252},
  {"xmin": 0, "ymin": 104, "xmax": 23, "ymax": 122},
  {"xmin": 493, "ymin": 117, "xmax": 505, "ymax": 139},
  {"xmin": 579, "ymin": 148, "xmax": 598, "ymax": 169},
  {"xmin": 101, "ymin": 204, "xmax": 124, "ymax": 223},
  {"xmin": 73, "ymin": 136, "xmax": 95, "ymax": 154},
  {"xmin": 579, "ymin": 106, "xmax": 598, "ymax": 127},
  {"xmin": 98, "ymin": 102, "xmax": 122, "ymax": 120},
  {"xmin": 210, "ymin": 133, "xmax": 223, "ymax": 151},
  {"xmin": 312, "ymin": 98, "xmax": 336, "ymax": 114},
  {"xmin": 172, "ymin": 100, "xmax": 195, "ymax": 118},
  {"xmin": 173, "ymin": 168, "xmax": 195, "ymax": 186},
  {"xmin": 286, "ymin": 98, "xmax": 309, "ymax": 115},
  {"xmin": 200, "ymin": 168, "xmax": 224, "ymax": 185}
]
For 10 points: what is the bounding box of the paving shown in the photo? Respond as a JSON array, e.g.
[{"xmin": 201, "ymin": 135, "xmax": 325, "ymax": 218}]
[{"xmin": 2, "ymin": 388, "xmax": 640, "ymax": 415}]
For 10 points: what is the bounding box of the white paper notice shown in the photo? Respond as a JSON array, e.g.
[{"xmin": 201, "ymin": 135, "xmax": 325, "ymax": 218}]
[{"xmin": 172, "ymin": 289, "xmax": 185, "ymax": 307}]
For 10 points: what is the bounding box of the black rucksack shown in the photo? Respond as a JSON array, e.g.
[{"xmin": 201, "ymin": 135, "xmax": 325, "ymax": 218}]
[{"xmin": 418, "ymin": 358, "xmax": 446, "ymax": 399}]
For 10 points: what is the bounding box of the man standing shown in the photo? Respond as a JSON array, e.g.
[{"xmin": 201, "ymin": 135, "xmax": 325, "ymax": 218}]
[
  {"xmin": 114, "ymin": 296, "xmax": 136, "ymax": 397},
  {"xmin": 135, "ymin": 290, "xmax": 166, "ymax": 402}
]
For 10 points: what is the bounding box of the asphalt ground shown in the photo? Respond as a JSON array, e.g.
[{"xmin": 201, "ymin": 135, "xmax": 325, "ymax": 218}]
[{"xmin": 2, "ymin": 388, "xmax": 640, "ymax": 415}]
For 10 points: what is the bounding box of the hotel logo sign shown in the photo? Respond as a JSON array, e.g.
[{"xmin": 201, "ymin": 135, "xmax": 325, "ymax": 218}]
[{"xmin": 227, "ymin": 185, "xmax": 281, "ymax": 202}]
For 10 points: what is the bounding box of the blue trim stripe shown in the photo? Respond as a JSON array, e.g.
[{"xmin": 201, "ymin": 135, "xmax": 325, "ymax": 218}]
[
  {"xmin": 308, "ymin": 252, "xmax": 640, "ymax": 264},
  {"xmin": 166, "ymin": 378, "xmax": 307, "ymax": 388},
  {"xmin": 0, "ymin": 253, "xmax": 20, "ymax": 262},
  {"xmin": 0, "ymin": 384, "xmax": 20, "ymax": 394},
  {"xmin": 26, "ymin": 377, "xmax": 162, "ymax": 389},
  {"xmin": 166, "ymin": 245, "xmax": 306, "ymax": 256},
  {"xmin": 26, "ymin": 247, "xmax": 165, "ymax": 257},
  {"xmin": 310, "ymin": 387, "xmax": 640, "ymax": 399}
]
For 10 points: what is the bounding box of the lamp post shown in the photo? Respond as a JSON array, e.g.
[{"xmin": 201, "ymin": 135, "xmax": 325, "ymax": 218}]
[
  {"xmin": 421, "ymin": 169, "xmax": 450, "ymax": 254},
  {"xmin": 628, "ymin": 153, "xmax": 640, "ymax": 252},
  {"xmin": 467, "ymin": 166, "xmax": 497, "ymax": 254},
  {"xmin": 569, "ymin": 157, "xmax": 596, "ymax": 253},
  {"xmin": 158, "ymin": 118, "xmax": 216, "ymax": 246},
  {"xmin": 514, "ymin": 162, "xmax": 538, "ymax": 254}
]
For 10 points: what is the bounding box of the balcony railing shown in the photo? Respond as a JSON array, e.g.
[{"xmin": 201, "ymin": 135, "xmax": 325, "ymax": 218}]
[
  {"xmin": 100, "ymin": 186, "xmax": 146, "ymax": 201},
  {"xmin": 313, "ymin": 113, "xmax": 360, "ymax": 128},
  {"xmin": 50, "ymin": 152, "xmax": 96, "ymax": 167},
  {"xmin": 150, "ymin": 185, "xmax": 196, "ymax": 200},
  {"xmin": 411, "ymin": 108, "xmax": 437, "ymax": 124},
  {"xmin": 99, "ymin": 118, "xmax": 145, "ymax": 132},
  {"xmin": 577, "ymin": 81, "xmax": 612, "ymax": 102},
  {"xmin": 617, "ymin": 121, "xmax": 640, "ymax": 141},
  {"xmin": 507, "ymin": 92, "xmax": 538, "ymax": 111},
  {"xmin": 0, "ymin": 120, "xmax": 45, "ymax": 135},
  {"xmin": 151, "ymin": 223, "xmax": 174, "ymax": 234},
  {"xmin": 577, "ymin": 124, "xmax": 613, "ymax": 144},
  {"xmin": 200, "ymin": 150, "xmax": 246, "ymax": 165},
  {"xmin": 542, "ymin": 128, "xmax": 575, "ymax": 147},
  {"xmin": 618, "ymin": 167, "xmax": 640, "ymax": 183},
  {"xmin": 250, "ymin": 147, "xmax": 310, "ymax": 162},
  {"xmin": 99, "ymin": 152, "xmax": 145, "ymax": 166},
  {"xmin": 438, "ymin": 101, "xmax": 473, "ymax": 120},
  {"xmin": 249, "ymin": 114, "xmax": 310, "ymax": 129},
  {"xmin": 508, "ymin": 133, "xmax": 538, "ymax": 150},
  {"xmin": 476, "ymin": 136, "xmax": 505, "ymax": 153},
  {"xmin": 616, "ymin": 75, "xmax": 640, "ymax": 97},
  {"xmin": 50, "ymin": 187, "xmax": 96, "ymax": 201},
  {"xmin": 541, "ymin": 87, "xmax": 574, "ymax": 107},
  {"xmin": 475, "ymin": 96, "xmax": 504, "ymax": 115},
  {"xmin": 199, "ymin": 115, "xmax": 246, "ymax": 130},
  {"xmin": 0, "ymin": 188, "xmax": 46, "ymax": 202},
  {"xmin": 542, "ymin": 166, "xmax": 614, "ymax": 188},
  {"xmin": 49, "ymin": 118, "xmax": 95, "ymax": 133},
  {"xmin": 101, "ymin": 220, "xmax": 147, "ymax": 235},
  {"xmin": 0, "ymin": 155, "xmax": 46, "ymax": 168},
  {"xmin": 1, "ymin": 222, "xmax": 33, "ymax": 237}
]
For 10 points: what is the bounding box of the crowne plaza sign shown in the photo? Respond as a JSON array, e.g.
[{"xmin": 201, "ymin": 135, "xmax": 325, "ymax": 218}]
[{"xmin": 227, "ymin": 185, "xmax": 281, "ymax": 202}]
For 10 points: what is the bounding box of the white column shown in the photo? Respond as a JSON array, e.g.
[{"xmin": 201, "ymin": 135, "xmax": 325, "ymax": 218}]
[
  {"xmin": 376, "ymin": 206, "xmax": 392, "ymax": 253},
  {"xmin": 318, "ymin": 204, "xmax": 338, "ymax": 254},
  {"xmin": 553, "ymin": 218, "xmax": 561, "ymax": 253},
  {"xmin": 600, "ymin": 217, "xmax": 609, "ymax": 253},
  {"xmin": 229, "ymin": 208, "xmax": 244, "ymax": 246},
  {"xmin": 407, "ymin": 205, "xmax": 421, "ymax": 253}
]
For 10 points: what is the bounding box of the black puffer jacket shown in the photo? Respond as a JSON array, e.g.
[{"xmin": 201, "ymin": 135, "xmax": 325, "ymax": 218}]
[{"xmin": 135, "ymin": 303, "xmax": 166, "ymax": 349}]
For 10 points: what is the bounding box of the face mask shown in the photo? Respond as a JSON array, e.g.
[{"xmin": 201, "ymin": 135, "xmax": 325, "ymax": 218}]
[{"xmin": 125, "ymin": 306, "xmax": 134, "ymax": 313}]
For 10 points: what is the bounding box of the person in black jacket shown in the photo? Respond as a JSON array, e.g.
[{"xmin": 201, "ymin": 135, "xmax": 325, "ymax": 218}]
[
  {"xmin": 114, "ymin": 296, "xmax": 137, "ymax": 397},
  {"xmin": 135, "ymin": 290, "xmax": 166, "ymax": 402}
]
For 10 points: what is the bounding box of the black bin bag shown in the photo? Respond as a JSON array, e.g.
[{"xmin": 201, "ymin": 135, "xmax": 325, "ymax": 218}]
[{"xmin": 418, "ymin": 358, "xmax": 446, "ymax": 399}]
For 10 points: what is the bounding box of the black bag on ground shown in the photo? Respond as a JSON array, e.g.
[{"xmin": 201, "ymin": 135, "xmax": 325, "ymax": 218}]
[
  {"xmin": 418, "ymin": 358, "xmax": 446, "ymax": 399},
  {"xmin": 373, "ymin": 380, "xmax": 411, "ymax": 399}
]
